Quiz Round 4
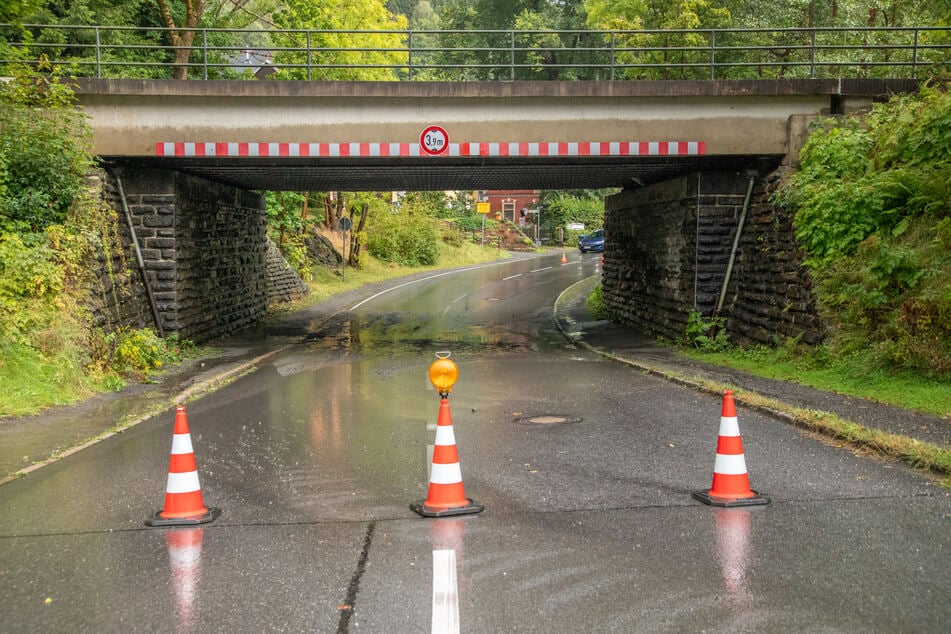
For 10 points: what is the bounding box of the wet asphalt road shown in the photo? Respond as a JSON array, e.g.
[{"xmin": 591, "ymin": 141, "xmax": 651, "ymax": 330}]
[{"xmin": 1, "ymin": 252, "xmax": 949, "ymax": 632}]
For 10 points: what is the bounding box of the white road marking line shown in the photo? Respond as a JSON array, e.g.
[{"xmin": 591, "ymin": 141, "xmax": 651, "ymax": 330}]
[
  {"xmin": 349, "ymin": 260, "xmax": 521, "ymax": 310},
  {"xmin": 432, "ymin": 549, "xmax": 460, "ymax": 634},
  {"xmin": 530, "ymin": 266, "xmax": 552, "ymax": 273},
  {"xmin": 502, "ymin": 274, "xmax": 522, "ymax": 281}
]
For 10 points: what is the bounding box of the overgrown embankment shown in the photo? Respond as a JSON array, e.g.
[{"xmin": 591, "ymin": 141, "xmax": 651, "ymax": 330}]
[
  {"xmin": 672, "ymin": 85, "xmax": 951, "ymax": 423},
  {"xmin": 781, "ymin": 85, "xmax": 951, "ymax": 378}
]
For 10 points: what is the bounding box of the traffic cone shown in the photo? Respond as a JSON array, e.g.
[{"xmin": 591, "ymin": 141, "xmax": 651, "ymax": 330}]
[
  {"xmin": 146, "ymin": 406, "xmax": 221, "ymax": 527},
  {"xmin": 692, "ymin": 391, "xmax": 770, "ymax": 507},
  {"xmin": 561, "ymin": 250, "xmax": 568, "ymax": 265},
  {"xmin": 411, "ymin": 397, "xmax": 483, "ymax": 518}
]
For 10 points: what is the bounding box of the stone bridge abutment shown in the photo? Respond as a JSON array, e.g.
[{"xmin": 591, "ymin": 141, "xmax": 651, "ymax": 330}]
[
  {"xmin": 602, "ymin": 168, "xmax": 822, "ymax": 347},
  {"xmin": 87, "ymin": 168, "xmax": 306, "ymax": 343}
]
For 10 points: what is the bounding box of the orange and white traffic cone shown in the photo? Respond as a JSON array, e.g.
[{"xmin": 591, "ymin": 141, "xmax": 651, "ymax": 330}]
[
  {"xmin": 146, "ymin": 406, "xmax": 221, "ymax": 527},
  {"xmin": 561, "ymin": 250, "xmax": 568, "ymax": 265},
  {"xmin": 692, "ymin": 391, "xmax": 770, "ymax": 507},
  {"xmin": 411, "ymin": 397, "xmax": 483, "ymax": 518}
]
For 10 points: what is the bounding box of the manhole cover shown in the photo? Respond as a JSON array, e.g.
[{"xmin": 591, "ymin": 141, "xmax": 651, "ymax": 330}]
[{"xmin": 515, "ymin": 414, "xmax": 582, "ymax": 425}]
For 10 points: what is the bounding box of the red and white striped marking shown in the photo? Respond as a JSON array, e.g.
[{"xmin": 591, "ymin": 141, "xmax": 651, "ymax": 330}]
[
  {"xmin": 166, "ymin": 431, "xmax": 202, "ymax": 495},
  {"xmin": 155, "ymin": 140, "xmax": 705, "ymax": 158}
]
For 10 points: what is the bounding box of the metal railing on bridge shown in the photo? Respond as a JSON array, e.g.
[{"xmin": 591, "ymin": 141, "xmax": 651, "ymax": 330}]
[{"xmin": 1, "ymin": 24, "xmax": 948, "ymax": 81}]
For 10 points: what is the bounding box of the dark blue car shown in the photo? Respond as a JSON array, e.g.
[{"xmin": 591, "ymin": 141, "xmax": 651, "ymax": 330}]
[{"xmin": 578, "ymin": 229, "xmax": 604, "ymax": 253}]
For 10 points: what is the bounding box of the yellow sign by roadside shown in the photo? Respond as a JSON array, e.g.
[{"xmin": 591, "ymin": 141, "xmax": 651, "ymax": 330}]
[{"xmin": 477, "ymin": 202, "xmax": 491, "ymax": 214}]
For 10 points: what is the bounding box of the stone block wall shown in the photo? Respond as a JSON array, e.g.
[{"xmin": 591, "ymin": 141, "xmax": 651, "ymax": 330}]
[
  {"xmin": 171, "ymin": 172, "xmax": 269, "ymax": 341},
  {"xmin": 85, "ymin": 170, "xmax": 160, "ymax": 335},
  {"xmin": 602, "ymin": 168, "xmax": 822, "ymax": 346},
  {"xmin": 86, "ymin": 168, "xmax": 305, "ymax": 343},
  {"xmin": 265, "ymin": 237, "xmax": 309, "ymax": 305},
  {"xmin": 725, "ymin": 168, "xmax": 823, "ymax": 345}
]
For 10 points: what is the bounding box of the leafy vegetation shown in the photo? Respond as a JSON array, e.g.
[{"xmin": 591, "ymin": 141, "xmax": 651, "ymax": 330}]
[
  {"xmin": 366, "ymin": 208, "xmax": 439, "ymax": 266},
  {"xmin": 271, "ymin": 0, "xmax": 408, "ymax": 80},
  {"xmin": 539, "ymin": 191, "xmax": 607, "ymax": 246},
  {"xmin": 586, "ymin": 283, "xmax": 606, "ymax": 319},
  {"xmin": 0, "ymin": 63, "xmax": 197, "ymax": 416},
  {"xmin": 784, "ymin": 87, "xmax": 951, "ymax": 377},
  {"xmin": 3, "ymin": 1, "xmax": 947, "ymax": 81},
  {"xmin": 0, "ymin": 59, "xmax": 92, "ymax": 234},
  {"xmin": 684, "ymin": 309, "xmax": 730, "ymax": 352}
]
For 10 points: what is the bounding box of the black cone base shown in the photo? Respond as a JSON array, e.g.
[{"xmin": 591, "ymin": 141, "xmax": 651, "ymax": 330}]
[
  {"xmin": 410, "ymin": 498, "xmax": 484, "ymax": 518},
  {"xmin": 145, "ymin": 506, "xmax": 222, "ymax": 527}
]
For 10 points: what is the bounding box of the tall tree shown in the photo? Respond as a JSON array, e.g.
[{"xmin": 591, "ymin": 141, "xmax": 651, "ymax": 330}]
[
  {"xmin": 271, "ymin": 0, "xmax": 408, "ymax": 80},
  {"xmin": 433, "ymin": 0, "xmax": 596, "ymax": 80},
  {"xmin": 585, "ymin": 0, "xmax": 731, "ymax": 79},
  {"xmin": 155, "ymin": 0, "xmax": 205, "ymax": 79}
]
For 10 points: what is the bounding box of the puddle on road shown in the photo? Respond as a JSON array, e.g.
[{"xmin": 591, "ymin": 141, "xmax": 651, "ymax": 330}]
[{"xmin": 299, "ymin": 312, "xmax": 555, "ymax": 357}]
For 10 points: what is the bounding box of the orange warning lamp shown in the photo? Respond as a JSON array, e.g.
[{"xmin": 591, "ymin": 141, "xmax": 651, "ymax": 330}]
[{"xmin": 429, "ymin": 352, "xmax": 458, "ymax": 396}]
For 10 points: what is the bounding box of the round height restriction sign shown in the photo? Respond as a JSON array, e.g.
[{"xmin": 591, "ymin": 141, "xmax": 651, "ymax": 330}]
[{"xmin": 420, "ymin": 125, "xmax": 449, "ymax": 155}]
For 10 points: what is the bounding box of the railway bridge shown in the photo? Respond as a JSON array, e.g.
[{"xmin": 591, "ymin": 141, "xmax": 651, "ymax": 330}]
[{"xmin": 71, "ymin": 77, "xmax": 919, "ymax": 343}]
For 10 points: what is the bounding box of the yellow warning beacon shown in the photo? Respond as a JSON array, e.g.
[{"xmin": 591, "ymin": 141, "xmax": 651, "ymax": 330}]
[{"xmin": 428, "ymin": 351, "xmax": 458, "ymax": 396}]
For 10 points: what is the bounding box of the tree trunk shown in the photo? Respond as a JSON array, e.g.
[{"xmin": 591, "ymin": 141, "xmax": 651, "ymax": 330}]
[
  {"xmin": 348, "ymin": 203, "xmax": 369, "ymax": 267},
  {"xmin": 156, "ymin": 0, "xmax": 206, "ymax": 80},
  {"xmin": 172, "ymin": 39, "xmax": 193, "ymax": 80},
  {"xmin": 324, "ymin": 194, "xmax": 333, "ymax": 227}
]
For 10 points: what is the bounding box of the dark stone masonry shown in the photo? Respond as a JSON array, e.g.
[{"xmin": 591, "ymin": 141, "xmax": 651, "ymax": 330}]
[
  {"xmin": 602, "ymin": 168, "xmax": 823, "ymax": 347},
  {"xmin": 86, "ymin": 168, "xmax": 306, "ymax": 343}
]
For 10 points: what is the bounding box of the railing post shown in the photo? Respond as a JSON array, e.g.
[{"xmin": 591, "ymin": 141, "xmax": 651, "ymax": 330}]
[
  {"xmin": 95, "ymin": 26, "xmax": 102, "ymax": 78},
  {"xmin": 610, "ymin": 31, "xmax": 615, "ymax": 80},
  {"xmin": 202, "ymin": 29, "xmax": 208, "ymax": 80},
  {"xmin": 307, "ymin": 31, "xmax": 312, "ymax": 80},
  {"xmin": 510, "ymin": 30, "xmax": 515, "ymax": 81},
  {"xmin": 408, "ymin": 30, "xmax": 414, "ymax": 80},
  {"xmin": 810, "ymin": 28, "xmax": 816, "ymax": 79},
  {"xmin": 709, "ymin": 29, "xmax": 715, "ymax": 80},
  {"xmin": 912, "ymin": 27, "xmax": 920, "ymax": 78}
]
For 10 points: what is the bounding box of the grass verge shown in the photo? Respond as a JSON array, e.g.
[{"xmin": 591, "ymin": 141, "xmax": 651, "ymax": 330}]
[
  {"xmin": 741, "ymin": 390, "xmax": 951, "ymax": 491},
  {"xmin": 566, "ymin": 288, "xmax": 951, "ymax": 491},
  {"xmin": 679, "ymin": 346, "xmax": 951, "ymax": 418}
]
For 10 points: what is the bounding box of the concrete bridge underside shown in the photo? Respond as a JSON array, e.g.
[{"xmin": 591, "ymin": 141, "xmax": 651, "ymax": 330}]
[{"xmin": 78, "ymin": 78, "xmax": 916, "ymax": 191}]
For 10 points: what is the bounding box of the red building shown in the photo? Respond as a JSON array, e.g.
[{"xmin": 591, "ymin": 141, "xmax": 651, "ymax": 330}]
[{"xmin": 483, "ymin": 190, "xmax": 541, "ymax": 225}]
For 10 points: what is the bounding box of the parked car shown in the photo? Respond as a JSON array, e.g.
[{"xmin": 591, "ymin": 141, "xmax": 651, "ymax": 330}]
[{"xmin": 578, "ymin": 229, "xmax": 604, "ymax": 253}]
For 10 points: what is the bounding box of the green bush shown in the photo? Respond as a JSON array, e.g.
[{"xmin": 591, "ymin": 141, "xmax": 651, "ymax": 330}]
[
  {"xmin": 684, "ymin": 309, "xmax": 730, "ymax": 352},
  {"xmin": 452, "ymin": 214, "xmax": 494, "ymax": 232},
  {"xmin": 92, "ymin": 327, "xmax": 190, "ymax": 381},
  {"xmin": 0, "ymin": 232, "xmax": 64, "ymax": 343},
  {"xmin": 0, "ymin": 61, "xmax": 95, "ymax": 233},
  {"xmin": 586, "ymin": 284, "xmax": 606, "ymax": 319},
  {"xmin": 787, "ymin": 88, "xmax": 951, "ymax": 269},
  {"xmin": 367, "ymin": 210, "xmax": 439, "ymax": 266}
]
